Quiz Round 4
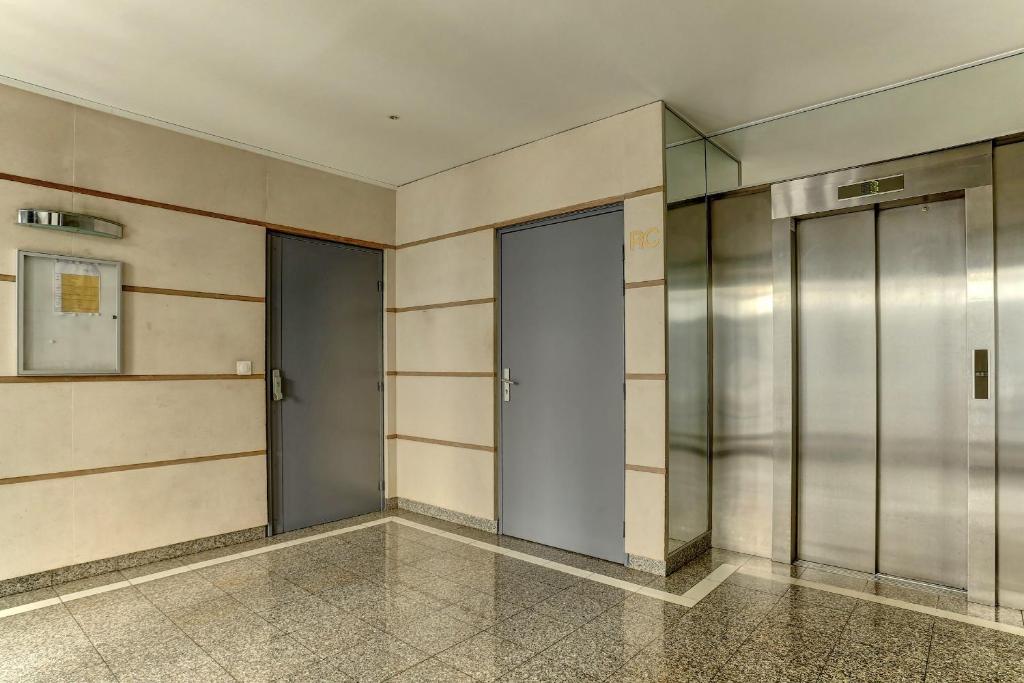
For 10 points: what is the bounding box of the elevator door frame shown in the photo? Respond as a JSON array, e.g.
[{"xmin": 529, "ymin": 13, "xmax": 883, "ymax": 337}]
[{"xmin": 769, "ymin": 142, "xmax": 996, "ymax": 605}]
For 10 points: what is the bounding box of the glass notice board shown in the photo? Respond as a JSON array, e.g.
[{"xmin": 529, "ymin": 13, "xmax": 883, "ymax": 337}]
[{"xmin": 18, "ymin": 251, "xmax": 122, "ymax": 375}]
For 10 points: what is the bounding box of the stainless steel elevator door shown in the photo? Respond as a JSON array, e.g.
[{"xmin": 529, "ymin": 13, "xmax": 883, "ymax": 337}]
[
  {"xmin": 878, "ymin": 199, "xmax": 969, "ymax": 588},
  {"xmin": 797, "ymin": 211, "xmax": 877, "ymax": 573},
  {"xmin": 499, "ymin": 208, "xmax": 625, "ymax": 564}
]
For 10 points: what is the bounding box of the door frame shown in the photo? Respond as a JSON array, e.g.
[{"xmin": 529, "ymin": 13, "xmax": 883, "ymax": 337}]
[
  {"xmin": 769, "ymin": 142, "xmax": 997, "ymax": 604},
  {"xmin": 265, "ymin": 231, "xmax": 386, "ymax": 537},
  {"xmin": 494, "ymin": 203, "xmax": 627, "ymax": 562}
]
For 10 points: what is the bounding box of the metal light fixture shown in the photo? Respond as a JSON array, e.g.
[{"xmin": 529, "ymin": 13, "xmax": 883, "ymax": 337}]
[{"xmin": 16, "ymin": 209, "xmax": 123, "ymax": 239}]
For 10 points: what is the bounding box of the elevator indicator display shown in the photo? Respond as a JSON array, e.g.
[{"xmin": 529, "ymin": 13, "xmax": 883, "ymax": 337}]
[{"xmin": 838, "ymin": 174, "xmax": 905, "ymax": 200}]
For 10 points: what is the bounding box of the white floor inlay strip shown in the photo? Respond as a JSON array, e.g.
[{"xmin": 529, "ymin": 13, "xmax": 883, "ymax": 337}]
[
  {"xmin": 737, "ymin": 564, "xmax": 1024, "ymax": 637},
  {"xmin": 678, "ymin": 563, "xmax": 738, "ymax": 604}
]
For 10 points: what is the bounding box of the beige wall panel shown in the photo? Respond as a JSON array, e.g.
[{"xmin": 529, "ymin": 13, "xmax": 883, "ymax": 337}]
[
  {"xmin": 396, "ymin": 440, "xmax": 494, "ymax": 520},
  {"xmin": 396, "ymin": 376, "xmax": 494, "ymax": 446},
  {"xmin": 0, "ymin": 84, "xmax": 74, "ymax": 184},
  {"xmin": 74, "ymin": 107, "xmax": 267, "ymax": 219},
  {"xmin": 626, "ymin": 380, "xmax": 666, "ymax": 469},
  {"xmin": 395, "ymin": 305, "xmax": 493, "ymax": 372},
  {"xmin": 624, "ymin": 192, "xmax": 666, "ymax": 283},
  {"xmin": 71, "ymin": 379, "xmax": 265, "ymax": 469},
  {"xmin": 121, "ymin": 294, "xmax": 264, "ymax": 375},
  {"xmin": 625, "ymin": 469, "xmax": 665, "ymax": 560},
  {"xmin": 0, "ymin": 285, "xmax": 14, "ymax": 374},
  {"xmin": 72, "ymin": 455, "xmax": 267, "ymax": 564},
  {"xmin": 0, "ymin": 384, "xmax": 73, "ymax": 478},
  {"xmin": 395, "ymin": 231, "xmax": 494, "ymax": 308},
  {"xmin": 396, "ymin": 102, "xmax": 664, "ymax": 243},
  {"xmin": 265, "ymin": 159, "xmax": 395, "ymax": 244},
  {"xmin": 71, "ymin": 195, "xmax": 265, "ymax": 296},
  {"xmin": 625, "ymin": 285, "xmax": 666, "ymax": 374},
  {"xmin": 0, "ymin": 479, "xmax": 76, "ymax": 580},
  {"xmin": 0, "ymin": 183, "xmax": 75, "ymax": 274}
]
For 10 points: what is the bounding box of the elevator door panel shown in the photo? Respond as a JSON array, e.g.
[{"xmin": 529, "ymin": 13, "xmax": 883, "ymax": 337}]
[
  {"xmin": 878, "ymin": 199, "xmax": 968, "ymax": 588},
  {"xmin": 797, "ymin": 211, "xmax": 877, "ymax": 573},
  {"xmin": 500, "ymin": 208, "xmax": 625, "ymax": 564}
]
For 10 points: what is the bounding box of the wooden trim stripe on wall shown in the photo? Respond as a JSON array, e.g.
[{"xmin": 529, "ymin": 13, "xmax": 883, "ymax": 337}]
[
  {"xmin": 624, "ymin": 278, "xmax": 665, "ymax": 290},
  {"xmin": 0, "ymin": 275, "xmax": 265, "ymax": 303},
  {"xmin": 387, "ymin": 371, "xmax": 495, "ymax": 378},
  {"xmin": 387, "ymin": 298, "xmax": 494, "ymax": 313},
  {"xmin": 0, "ymin": 373, "xmax": 265, "ymax": 384},
  {"xmin": 395, "ymin": 185, "xmax": 664, "ymax": 249},
  {"xmin": 387, "ymin": 434, "xmax": 496, "ymax": 453},
  {"xmin": 625, "ymin": 373, "xmax": 666, "ymax": 380},
  {"xmin": 0, "ymin": 171, "xmax": 392, "ymax": 250},
  {"xmin": 0, "ymin": 450, "xmax": 266, "ymax": 486},
  {"xmin": 625, "ymin": 464, "xmax": 667, "ymax": 475}
]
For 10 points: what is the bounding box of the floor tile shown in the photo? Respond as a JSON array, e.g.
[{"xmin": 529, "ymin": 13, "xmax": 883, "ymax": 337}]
[
  {"xmin": 435, "ymin": 632, "xmax": 533, "ymax": 682},
  {"xmin": 331, "ymin": 633, "xmax": 428, "ymax": 683},
  {"xmin": 819, "ymin": 639, "xmax": 926, "ymax": 682},
  {"xmin": 608, "ymin": 642, "xmax": 722, "ymax": 682},
  {"xmin": 501, "ymin": 652, "xmax": 602, "ymax": 682},
  {"xmin": 388, "ymin": 610, "xmax": 482, "ymax": 655},
  {"xmin": 531, "ymin": 588, "xmax": 609, "ymax": 626},
  {"xmin": 207, "ymin": 633, "xmax": 316, "ymax": 683},
  {"xmin": 486, "ymin": 608, "xmax": 577, "ymax": 651},
  {"xmin": 271, "ymin": 657, "xmax": 353, "ymax": 682},
  {"xmin": 540, "ymin": 628, "xmax": 640, "ymax": 679},
  {"xmin": 387, "ymin": 657, "xmax": 475, "ymax": 682}
]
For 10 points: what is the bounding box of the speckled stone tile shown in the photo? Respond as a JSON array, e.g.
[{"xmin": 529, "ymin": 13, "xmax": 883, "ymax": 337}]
[
  {"xmin": 764, "ymin": 596, "xmax": 851, "ymax": 635},
  {"xmin": 540, "ymin": 628, "xmax": 641, "ymax": 680},
  {"xmin": 501, "ymin": 653, "xmax": 602, "ymax": 682},
  {"xmin": 51, "ymin": 572, "xmax": 127, "ymax": 597},
  {"xmin": 274, "ymin": 657, "xmax": 353, "ymax": 682},
  {"xmin": 531, "ymin": 588, "xmax": 609, "ymax": 626},
  {"xmin": 388, "ymin": 610, "xmax": 482, "ymax": 655},
  {"xmin": 863, "ymin": 580, "xmax": 942, "ymax": 607},
  {"xmin": 818, "ymin": 639, "xmax": 926, "ymax": 683},
  {"xmin": 134, "ymin": 571, "xmax": 227, "ymax": 611},
  {"xmin": 782, "ymin": 584, "xmax": 863, "ymax": 612},
  {"xmin": 387, "ymin": 657, "xmax": 475, "ymax": 682},
  {"xmin": 843, "ymin": 604, "xmax": 934, "ymax": 659},
  {"xmin": 256, "ymin": 594, "xmax": 345, "ymax": 633},
  {"xmin": 331, "ymin": 633, "xmax": 428, "ymax": 683},
  {"xmin": 207, "ymin": 633, "xmax": 317, "ymax": 683},
  {"xmin": 0, "ymin": 586, "xmax": 58, "ymax": 611},
  {"xmin": 232, "ymin": 578, "xmax": 312, "ymax": 612},
  {"xmin": 618, "ymin": 591, "xmax": 689, "ymax": 624},
  {"xmin": 486, "ymin": 608, "xmax": 577, "ymax": 651},
  {"xmin": 607, "ymin": 645, "xmax": 722, "ymax": 683},
  {"xmin": 103, "ymin": 634, "xmax": 216, "ymax": 681},
  {"xmin": 923, "ymin": 666, "xmax": 999, "ymax": 682},
  {"xmin": 639, "ymin": 571, "xmax": 704, "ymax": 596},
  {"xmin": 560, "ymin": 580, "xmax": 634, "ymax": 607},
  {"xmin": 290, "ymin": 618, "xmax": 382, "ymax": 657},
  {"xmin": 927, "ymin": 635, "xmax": 1004, "ymax": 680},
  {"xmin": 406, "ymin": 574, "xmax": 482, "ymax": 605},
  {"xmin": 723, "ymin": 571, "xmax": 793, "ymax": 596},
  {"xmin": 118, "ymin": 556, "xmax": 186, "ymax": 580},
  {"xmin": 797, "ymin": 567, "xmax": 871, "ymax": 592},
  {"xmin": 582, "ymin": 605, "xmax": 670, "ymax": 646},
  {"xmin": 358, "ymin": 594, "xmax": 439, "ymax": 632},
  {"xmin": 435, "ymin": 632, "xmax": 534, "ymax": 682}
]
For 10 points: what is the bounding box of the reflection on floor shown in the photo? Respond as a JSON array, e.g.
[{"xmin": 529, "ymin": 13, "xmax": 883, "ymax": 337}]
[{"xmin": 1, "ymin": 509, "xmax": 1023, "ymax": 682}]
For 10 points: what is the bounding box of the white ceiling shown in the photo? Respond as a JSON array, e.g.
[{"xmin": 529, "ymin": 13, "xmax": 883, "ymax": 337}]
[{"xmin": 0, "ymin": 0, "xmax": 1022, "ymax": 186}]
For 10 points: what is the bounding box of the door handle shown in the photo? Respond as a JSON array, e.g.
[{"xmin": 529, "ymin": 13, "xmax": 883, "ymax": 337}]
[
  {"xmin": 271, "ymin": 368, "xmax": 284, "ymax": 401},
  {"xmin": 501, "ymin": 368, "xmax": 517, "ymax": 402}
]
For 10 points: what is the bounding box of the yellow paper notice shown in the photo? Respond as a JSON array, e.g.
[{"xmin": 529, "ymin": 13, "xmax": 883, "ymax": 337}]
[{"xmin": 59, "ymin": 273, "xmax": 100, "ymax": 314}]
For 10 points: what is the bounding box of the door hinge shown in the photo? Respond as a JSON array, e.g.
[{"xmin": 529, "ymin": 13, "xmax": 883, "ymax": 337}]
[
  {"xmin": 377, "ymin": 280, "xmax": 383, "ymax": 292},
  {"xmin": 377, "ymin": 380, "xmax": 384, "ymax": 392}
]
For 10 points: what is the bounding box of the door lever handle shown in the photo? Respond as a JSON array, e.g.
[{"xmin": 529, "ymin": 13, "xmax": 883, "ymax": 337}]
[
  {"xmin": 271, "ymin": 368, "xmax": 284, "ymax": 401},
  {"xmin": 499, "ymin": 377, "xmax": 518, "ymax": 385},
  {"xmin": 501, "ymin": 368, "xmax": 516, "ymax": 402}
]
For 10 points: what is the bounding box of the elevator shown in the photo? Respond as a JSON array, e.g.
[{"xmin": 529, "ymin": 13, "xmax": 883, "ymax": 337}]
[{"xmin": 768, "ymin": 142, "xmax": 996, "ymax": 602}]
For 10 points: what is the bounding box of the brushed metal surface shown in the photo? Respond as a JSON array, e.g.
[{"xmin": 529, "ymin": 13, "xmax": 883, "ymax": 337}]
[
  {"xmin": 796, "ymin": 210, "xmax": 877, "ymax": 573},
  {"xmin": 771, "ymin": 142, "xmax": 992, "ymax": 219},
  {"xmin": 771, "ymin": 217, "xmax": 796, "ymax": 564},
  {"xmin": 995, "ymin": 143, "xmax": 1024, "ymax": 609},
  {"xmin": 965, "ymin": 184, "xmax": 997, "ymax": 605},
  {"xmin": 710, "ymin": 191, "xmax": 774, "ymax": 557},
  {"xmin": 877, "ymin": 198, "xmax": 969, "ymax": 589},
  {"xmin": 667, "ymin": 201, "xmax": 710, "ymax": 546}
]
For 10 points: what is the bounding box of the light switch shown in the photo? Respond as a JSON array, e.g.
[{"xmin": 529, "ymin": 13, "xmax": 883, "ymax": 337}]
[{"xmin": 236, "ymin": 360, "xmax": 253, "ymax": 376}]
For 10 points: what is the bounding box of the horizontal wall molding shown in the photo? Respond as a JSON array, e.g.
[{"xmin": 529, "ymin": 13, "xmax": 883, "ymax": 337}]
[
  {"xmin": 0, "ymin": 373, "xmax": 264, "ymax": 384},
  {"xmin": 0, "ymin": 172, "xmax": 393, "ymax": 251},
  {"xmin": 122, "ymin": 285, "xmax": 265, "ymax": 303},
  {"xmin": 626, "ymin": 464, "xmax": 666, "ymax": 475},
  {"xmin": 0, "ymin": 450, "xmax": 266, "ymax": 486},
  {"xmin": 1, "ymin": 276, "xmax": 264, "ymax": 303},
  {"xmin": 387, "ymin": 433, "xmax": 496, "ymax": 453},
  {"xmin": 387, "ymin": 371, "xmax": 495, "ymax": 378},
  {"xmin": 396, "ymin": 185, "xmax": 664, "ymax": 249},
  {"xmin": 625, "ymin": 279, "xmax": 665, "ymax": 290},
  {"xmin": 387, "ymin": 297, "xmax": 494, "ymax": 314},
  {"xmin": 625, "ymin": 373, "xmax": 666, "ymax": 380}
]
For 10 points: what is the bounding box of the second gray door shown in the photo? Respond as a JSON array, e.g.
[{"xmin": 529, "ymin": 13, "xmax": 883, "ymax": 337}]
[
  {"xmin": 269, "ymin": 233, "xmax": 383, "ymax": 534},
  {"xmin": 500, "ymin": 206, "xmax": 625, "ymax": 563}
]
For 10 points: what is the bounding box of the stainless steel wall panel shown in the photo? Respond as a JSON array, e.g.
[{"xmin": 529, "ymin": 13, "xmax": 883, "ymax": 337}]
[
  {"xmin": 995, "ymin": 142, "xmax": 1024, "ymax": 609},
  {"xmin": 796, "ymin": 211, "xmax": 877, "ymax": 573},
  {"xmin": 667, "ymin": 202, "xmax": 710, "ymax": 546},
  {"xmin": 711, "ymin": 191, "xmax": 774, "ymax": 557},
  {"xmin": 965, "ymin": 184, "xmax": 997, "ymax": 605},
  {"xmin": 877, "ymin": 198, "xmax": 969, "ymax": 589}
]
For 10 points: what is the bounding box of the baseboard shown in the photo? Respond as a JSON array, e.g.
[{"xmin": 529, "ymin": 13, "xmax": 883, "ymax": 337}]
[
  {"xmin": 0, "ymin": 526, "xmax": 266, "ymax": 599},
  {"xmin": 626, "ymin": 553, "xmax": 668, "ymax": 576},
  {"xmin": 665, "ymin": 530, "xmax": 712, "ymax": 575},
  {"xmin": 388, "ymin": 496, "xmax": 498, "ymax": 533}
]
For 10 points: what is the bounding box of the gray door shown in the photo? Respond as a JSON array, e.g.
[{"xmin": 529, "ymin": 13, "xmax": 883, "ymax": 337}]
[
  {"xmin": 878, "ymin": 199, "xmax": 968, "ymax": 588},
  {"xmin": 500, "ymin": 206, "xmax": 625, "ymax": 563},
  {"xmin": 796, "ymin": 211, "xmax": 877, "ymax": 574},
  {"xmin": 269, "ymin": 233, "xmax": 383, "ymax": 534}
]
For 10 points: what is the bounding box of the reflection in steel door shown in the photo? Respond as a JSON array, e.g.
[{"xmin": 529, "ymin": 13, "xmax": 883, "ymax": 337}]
[
  {"xmin": 268, "ymin": 234, "xmax": 383, "ymax": 534},
  {"xmin": 500, "ymin": 206, "xmax": 626, "ymax": 563}
]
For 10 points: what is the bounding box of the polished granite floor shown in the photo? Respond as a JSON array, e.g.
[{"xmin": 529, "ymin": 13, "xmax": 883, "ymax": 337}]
[{"xmin": 2, "ymin": 510, "xmax": 1023, "ymax": 682}]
